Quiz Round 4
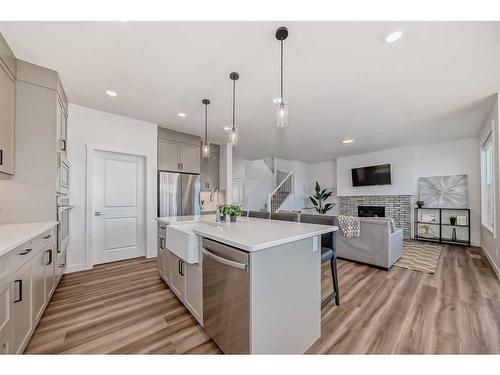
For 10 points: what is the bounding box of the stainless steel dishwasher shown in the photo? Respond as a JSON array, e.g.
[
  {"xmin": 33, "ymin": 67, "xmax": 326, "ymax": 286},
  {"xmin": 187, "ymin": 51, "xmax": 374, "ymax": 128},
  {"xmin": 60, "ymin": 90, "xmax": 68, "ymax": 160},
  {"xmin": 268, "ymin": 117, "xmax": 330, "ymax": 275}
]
[{"xmin": 202, "ymin": 238, "xmax": 249, "ymax": 354}]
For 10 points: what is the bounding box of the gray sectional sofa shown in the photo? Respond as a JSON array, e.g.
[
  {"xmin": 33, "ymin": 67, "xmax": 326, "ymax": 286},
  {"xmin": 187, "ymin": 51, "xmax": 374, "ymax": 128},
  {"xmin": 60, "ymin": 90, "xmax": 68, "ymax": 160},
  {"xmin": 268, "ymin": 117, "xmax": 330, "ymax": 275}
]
[{"xmin": 336, "ymin": 217, "xmax": 403, "ymax": 269}]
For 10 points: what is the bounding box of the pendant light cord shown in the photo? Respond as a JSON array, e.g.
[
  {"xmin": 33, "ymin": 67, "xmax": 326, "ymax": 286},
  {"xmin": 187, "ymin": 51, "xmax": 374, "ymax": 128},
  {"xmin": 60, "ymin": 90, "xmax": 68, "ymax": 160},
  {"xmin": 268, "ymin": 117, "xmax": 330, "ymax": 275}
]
[
  {"xmin": 280, "ymin": 39, "xmax": 284, "ymax": 99},
  {"xmin": 232, "ymin": 78, "xmax": 236, "ymax": 131},
  {"xmin": 204, "ymin": 104, "xmax": 208, "ymax": 142}
]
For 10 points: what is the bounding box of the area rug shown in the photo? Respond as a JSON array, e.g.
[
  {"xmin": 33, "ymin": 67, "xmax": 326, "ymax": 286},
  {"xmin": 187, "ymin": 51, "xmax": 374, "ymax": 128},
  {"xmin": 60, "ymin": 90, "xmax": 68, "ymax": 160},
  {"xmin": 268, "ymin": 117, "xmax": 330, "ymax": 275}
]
[{"xmin": 394, "ymin": 241, "xmax": 443, "ymax": 274}]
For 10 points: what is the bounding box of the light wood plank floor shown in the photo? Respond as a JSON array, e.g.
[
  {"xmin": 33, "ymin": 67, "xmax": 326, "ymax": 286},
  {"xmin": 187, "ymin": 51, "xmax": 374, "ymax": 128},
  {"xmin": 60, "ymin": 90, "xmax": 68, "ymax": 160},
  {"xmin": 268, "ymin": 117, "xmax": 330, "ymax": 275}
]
[{"xmin": 25, "ymin": 244, "xmax": 500, "ymax": 354}]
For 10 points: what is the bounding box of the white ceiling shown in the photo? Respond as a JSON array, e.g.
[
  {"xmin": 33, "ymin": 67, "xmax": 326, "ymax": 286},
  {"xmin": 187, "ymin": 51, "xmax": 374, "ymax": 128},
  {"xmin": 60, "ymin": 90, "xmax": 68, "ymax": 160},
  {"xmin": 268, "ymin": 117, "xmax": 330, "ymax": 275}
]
[{"xmin": 1, "ymin": 21, "xmax": 499, "ymax": 162}]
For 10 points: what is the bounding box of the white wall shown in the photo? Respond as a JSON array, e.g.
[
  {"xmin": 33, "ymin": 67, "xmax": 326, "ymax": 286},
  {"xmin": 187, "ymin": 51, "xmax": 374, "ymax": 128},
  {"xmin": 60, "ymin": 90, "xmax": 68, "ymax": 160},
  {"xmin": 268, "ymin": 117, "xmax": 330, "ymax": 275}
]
[
  {"xmin": 337, "ymin": 147, "xmax": 414, "ymax": 197},
  {"xmin": 337, "ymin": 138, "xmax": 481, "ymax": 246},
  {"xmin": 479, "ymin": 93, "xmax": 500, "ymax": 278},
  {"xmin": 67, "ymin": 104, "xmax": 157, "ymax": 272},
  {"xmin": 308, "ymin": 160, "xmax": 338, "ymax": 215}
]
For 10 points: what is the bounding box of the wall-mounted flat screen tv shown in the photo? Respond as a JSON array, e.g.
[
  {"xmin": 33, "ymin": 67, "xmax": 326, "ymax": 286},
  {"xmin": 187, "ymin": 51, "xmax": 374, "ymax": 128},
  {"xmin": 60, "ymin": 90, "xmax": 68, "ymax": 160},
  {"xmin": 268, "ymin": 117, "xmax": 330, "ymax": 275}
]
[{"xmin": 351, "ymin": 164, "xmax": 392, "ymax": 187}]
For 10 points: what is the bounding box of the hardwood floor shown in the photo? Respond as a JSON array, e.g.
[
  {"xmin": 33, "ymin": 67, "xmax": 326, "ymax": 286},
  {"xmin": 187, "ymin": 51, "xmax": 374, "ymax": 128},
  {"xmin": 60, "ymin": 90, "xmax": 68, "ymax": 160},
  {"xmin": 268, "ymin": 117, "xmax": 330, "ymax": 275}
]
[{"xmin": 25, "ymin": 244, "xmax": 500, "ymax": 354}]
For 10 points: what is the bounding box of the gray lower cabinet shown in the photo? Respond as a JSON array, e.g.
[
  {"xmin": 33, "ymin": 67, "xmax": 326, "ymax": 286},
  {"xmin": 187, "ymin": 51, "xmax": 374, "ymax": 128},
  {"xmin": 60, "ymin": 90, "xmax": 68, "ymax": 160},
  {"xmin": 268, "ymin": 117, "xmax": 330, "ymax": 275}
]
[
  {"xmin": 0, "ymin": 61, "xmax": 15, "ymax": 175},
  {"xmin": 1, "ymin": 226, "xmax": 62, "ymax": 354},
  {"xmin": 200, "ymin": 150, "xmax": 219, "ymax": 190},
  {"xmin": 10, "ymin": 264, "xmax": 33, "ymax": 354},
  {"xmin": 158, "ymin": 137, "xmax": 200, "ymax": 174},
  {"xmin": 157, "ymin": 244, "xmax": 202, "ymax": 325}
]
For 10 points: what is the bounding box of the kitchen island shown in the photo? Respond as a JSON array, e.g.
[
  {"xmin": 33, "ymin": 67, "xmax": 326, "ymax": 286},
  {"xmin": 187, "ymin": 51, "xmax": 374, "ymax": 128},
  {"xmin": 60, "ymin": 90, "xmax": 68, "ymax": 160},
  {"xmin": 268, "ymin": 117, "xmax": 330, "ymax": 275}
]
[{"xmin": 156, "ymin": 215, "xmax": 337, "ymax": 354}]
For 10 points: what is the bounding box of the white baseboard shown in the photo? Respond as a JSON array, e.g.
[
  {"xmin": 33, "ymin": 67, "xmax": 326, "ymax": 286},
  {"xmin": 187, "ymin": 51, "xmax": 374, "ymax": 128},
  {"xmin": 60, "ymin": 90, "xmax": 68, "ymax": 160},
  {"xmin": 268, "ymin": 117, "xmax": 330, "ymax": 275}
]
[
  {"xmin": 65, "ymin": 263, "xmax": 92, "ymax": 274},
  {"xmin": 481, "ymin": 246, "xmax": 500, "ymax": 280}
]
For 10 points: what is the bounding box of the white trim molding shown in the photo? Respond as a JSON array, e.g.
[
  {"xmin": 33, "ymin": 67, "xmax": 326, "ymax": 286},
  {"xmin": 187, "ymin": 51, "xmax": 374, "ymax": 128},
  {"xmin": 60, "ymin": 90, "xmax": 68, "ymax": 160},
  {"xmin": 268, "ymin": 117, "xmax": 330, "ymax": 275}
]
[{"xmin": 481, "ymin": 246, "xmax": 500, "ymax": 280}]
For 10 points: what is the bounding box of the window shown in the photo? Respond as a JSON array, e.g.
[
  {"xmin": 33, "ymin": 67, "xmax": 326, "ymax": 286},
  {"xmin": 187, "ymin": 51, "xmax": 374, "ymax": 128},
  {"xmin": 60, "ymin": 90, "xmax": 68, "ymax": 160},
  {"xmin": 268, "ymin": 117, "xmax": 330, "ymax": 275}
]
[{"xmin": 481, "ymin": 131, "xmax": 495, "ymax": 232}]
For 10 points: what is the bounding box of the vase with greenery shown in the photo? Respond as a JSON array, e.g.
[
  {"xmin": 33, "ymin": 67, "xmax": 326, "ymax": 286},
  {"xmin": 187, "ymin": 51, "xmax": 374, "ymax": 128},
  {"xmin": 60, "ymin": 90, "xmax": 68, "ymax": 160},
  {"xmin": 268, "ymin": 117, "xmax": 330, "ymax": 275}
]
[
  {"xmin": 309, "ymin": 182, "xmax": 335, "ymax": 214},
  {"xmin": 224, "ymin": 204, "xmax": 241, "ymax": 222},
  {"xmin": 450, "ymin": 216, "xmax": 457, "ymax": 225},
  {"xmin": 416, "ymin": 200, "xmax": 424, "ymax": 208},
  {"xmin": 217, "ymin": 204, "xmax": 227, "ymax": 221}
]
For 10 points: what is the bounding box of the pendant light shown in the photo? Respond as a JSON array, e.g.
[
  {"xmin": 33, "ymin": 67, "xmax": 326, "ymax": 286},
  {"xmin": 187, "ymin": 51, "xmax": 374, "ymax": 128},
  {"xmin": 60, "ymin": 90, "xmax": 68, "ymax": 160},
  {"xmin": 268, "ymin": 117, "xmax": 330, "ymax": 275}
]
[
  {"xmin": 228, "ymin": 72, "xmax": 239, "ymax": 146},
  {"xmin": 274, "ymin": 26, "xmax": 289, "ymax": 128},
  {"xmin": 202, "ymin": 99, "xmax": 210, "ymax": 158}
]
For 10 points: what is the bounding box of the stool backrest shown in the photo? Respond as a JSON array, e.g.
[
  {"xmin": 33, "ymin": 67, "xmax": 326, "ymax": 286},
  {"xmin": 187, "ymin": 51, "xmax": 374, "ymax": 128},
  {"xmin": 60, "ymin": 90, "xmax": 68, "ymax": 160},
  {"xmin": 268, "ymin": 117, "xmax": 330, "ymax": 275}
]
[
  {"xmin": 270, "ymin": 212, "xmax": 299, "ymax": 222},
  {"xmin": 300, "ymin": 214, "xmax": 337, "ymax": 250},
  {"xmin": 248, "ymin": 211, "xmax": 271, "ymax": 219}
]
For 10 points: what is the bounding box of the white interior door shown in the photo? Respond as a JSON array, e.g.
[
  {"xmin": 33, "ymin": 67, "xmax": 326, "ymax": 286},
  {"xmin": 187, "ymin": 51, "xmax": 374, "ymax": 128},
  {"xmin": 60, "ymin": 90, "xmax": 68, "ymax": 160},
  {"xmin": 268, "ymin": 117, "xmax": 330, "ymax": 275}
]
[{"xmin": 92, "ymin": 150, "xmax": 146, "ymax": 265}]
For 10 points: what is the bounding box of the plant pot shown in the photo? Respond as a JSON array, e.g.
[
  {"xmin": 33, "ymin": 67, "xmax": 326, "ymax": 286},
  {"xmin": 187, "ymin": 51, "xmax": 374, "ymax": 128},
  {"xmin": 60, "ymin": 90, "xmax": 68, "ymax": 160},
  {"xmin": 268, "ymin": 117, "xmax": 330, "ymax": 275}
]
[
  {"xmin": 230, "ymin": 215, "xmax": 237, "ymax": 222},
  {"xmin": 219, "ymin": 214, "xmax": 226, "ymax": 221},
  {"xmin": 450, "ymin": 217, "xmax": 456, "ymax": 225}
]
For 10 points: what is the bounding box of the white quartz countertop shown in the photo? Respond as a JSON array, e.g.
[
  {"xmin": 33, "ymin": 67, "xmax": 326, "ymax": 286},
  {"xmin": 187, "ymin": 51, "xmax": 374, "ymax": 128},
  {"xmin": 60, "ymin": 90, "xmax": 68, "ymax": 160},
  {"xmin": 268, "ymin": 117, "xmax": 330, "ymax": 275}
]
[
  {"xmin": 0, "ymin": 221, "xmax": 58, "ymax": 257},
  {"xmin": 157, "ymin": 215, "xmax": 337, "ymax": 252}
]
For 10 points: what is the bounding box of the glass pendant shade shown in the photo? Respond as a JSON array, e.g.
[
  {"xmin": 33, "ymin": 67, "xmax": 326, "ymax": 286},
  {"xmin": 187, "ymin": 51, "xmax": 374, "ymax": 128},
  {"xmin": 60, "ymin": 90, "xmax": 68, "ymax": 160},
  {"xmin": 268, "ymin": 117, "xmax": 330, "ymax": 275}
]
[
  {"xmin": 228, "ymin": 129, "xmax": 239, "ymax": 146},
  {"xmin": 274, "ymin": 98, "xmax": 288, "ymax": 128},
  {"xmin": 202, "ymin": 141, "xmax": 210, "ymax": 158}
]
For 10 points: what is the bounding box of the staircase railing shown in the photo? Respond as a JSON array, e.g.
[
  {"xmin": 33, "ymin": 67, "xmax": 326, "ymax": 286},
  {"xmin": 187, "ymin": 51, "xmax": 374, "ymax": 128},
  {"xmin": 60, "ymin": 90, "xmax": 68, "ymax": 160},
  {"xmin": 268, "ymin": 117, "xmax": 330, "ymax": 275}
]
[
  {"xmin": 262, "ymin": 156, "xmax": 275, "ymax": 174},
  {"xmin": 268, "ymin": 171, "xmax": 293, "ymax": 213}
]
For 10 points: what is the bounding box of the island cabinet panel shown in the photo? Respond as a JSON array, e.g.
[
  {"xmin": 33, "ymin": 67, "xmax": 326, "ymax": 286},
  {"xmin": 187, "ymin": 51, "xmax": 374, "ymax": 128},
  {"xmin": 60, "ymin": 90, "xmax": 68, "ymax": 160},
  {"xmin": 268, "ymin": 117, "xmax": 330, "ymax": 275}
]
[
  {"xmin": 184, "ymin": 262, "xmax": 202, "ymax": 323},
  {"xmin": 249, "ymin": 236, "xmax": 321, "ymax": 354},
  {"xmin": 0, "ymin": 281, "xmax": 9, "ymax": 354},
  {"xmin": 169, "ymin": 252, "xmax": 186, "ymax": 299}
]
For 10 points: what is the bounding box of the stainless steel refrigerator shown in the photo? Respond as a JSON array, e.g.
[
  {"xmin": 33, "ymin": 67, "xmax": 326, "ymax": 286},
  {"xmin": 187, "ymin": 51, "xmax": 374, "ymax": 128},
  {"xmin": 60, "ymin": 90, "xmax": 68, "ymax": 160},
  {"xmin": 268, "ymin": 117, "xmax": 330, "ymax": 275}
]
[{"xmin": 158, "ymin": 172, "xmax": 201, "ymax": 217}]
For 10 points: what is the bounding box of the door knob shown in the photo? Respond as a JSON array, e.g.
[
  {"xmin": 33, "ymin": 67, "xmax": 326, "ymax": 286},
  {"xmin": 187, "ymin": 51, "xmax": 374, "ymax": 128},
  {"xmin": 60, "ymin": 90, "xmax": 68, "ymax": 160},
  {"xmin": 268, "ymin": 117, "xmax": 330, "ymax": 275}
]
[{"xmin": 95, "ymin": 211, "xmax": 104, "ymax": 216}]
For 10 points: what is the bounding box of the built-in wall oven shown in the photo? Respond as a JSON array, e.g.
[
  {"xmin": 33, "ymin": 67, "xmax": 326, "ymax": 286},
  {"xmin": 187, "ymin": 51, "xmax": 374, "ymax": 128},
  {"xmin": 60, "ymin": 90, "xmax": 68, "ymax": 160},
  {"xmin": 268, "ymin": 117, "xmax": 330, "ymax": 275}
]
[
  {"xmin": 57, "ymin": 152, "xmax": 70, "ymax": 195},
  {"xmin": 57, "ymin": 195, "xmax": 73, "ymax": 254}
]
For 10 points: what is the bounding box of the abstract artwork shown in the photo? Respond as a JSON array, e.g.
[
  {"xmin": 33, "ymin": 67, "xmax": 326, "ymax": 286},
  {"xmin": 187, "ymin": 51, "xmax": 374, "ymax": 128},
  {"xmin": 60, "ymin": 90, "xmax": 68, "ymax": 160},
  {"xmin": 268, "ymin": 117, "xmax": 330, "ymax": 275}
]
[{"xmin": 419, "ymin": 175, "xmax": 468, "ymax": 208}]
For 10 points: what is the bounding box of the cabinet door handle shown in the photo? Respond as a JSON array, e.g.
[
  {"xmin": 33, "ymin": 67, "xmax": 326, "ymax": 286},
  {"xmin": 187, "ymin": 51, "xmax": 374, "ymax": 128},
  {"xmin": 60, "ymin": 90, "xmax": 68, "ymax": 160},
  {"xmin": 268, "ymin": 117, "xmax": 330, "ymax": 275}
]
[
  {"xmin": 43, "ymin": 234, "xmax": 52, "ymax": 239},
  {"xmin": 59, "ymin": 263, "xmax": 65, "ymax": 269},
  {"xmin": 46, "ymin": 249, "xmax": 53, "ymax": 265},
  {"xmin": 0, "ymin": 149, "xmax": 2, "ymax": 165},
  {"xmin": 180, "ymin": 260, "xmax": 184, "ymax": 276},
  {"xmin": 19, "ymin": 248, "xmax": 33, "ymax": 256},
  {"xmin": 178, "ymin": 259, "xmax": 181, "ymax": 275},
  {"xmin": 14, "ymin": 280, "xmax": 23, "ymax": 303},
  {"xmin": 160, "ymin": 237, "xmax": 165, "ymax": 249},
  {"xmin": 61, "ymin": 139, "xmax": 67, "ymax": 151}
]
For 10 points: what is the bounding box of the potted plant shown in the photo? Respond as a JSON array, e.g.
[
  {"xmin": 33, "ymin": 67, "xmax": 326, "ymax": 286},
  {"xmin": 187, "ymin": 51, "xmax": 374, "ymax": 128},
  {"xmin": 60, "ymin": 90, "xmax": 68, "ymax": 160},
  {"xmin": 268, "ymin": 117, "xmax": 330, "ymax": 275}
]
[
  {"xmin": 450, "ymin": 216, "xmax": 457, "ymax": 225},
  {"xmin": 309, "ymin": 182, "xmax": 335, "ymax": 214},
  {"xmin": 217, "ymin": 204, "xmax": 227, "ymax": 221},
  {"xmin": 224, "ymin": 204, "xmax": 241, "ymax": 222},
  {"xmin": 416, "ymin": 200, "xmax": 424, "ymax": 208}
]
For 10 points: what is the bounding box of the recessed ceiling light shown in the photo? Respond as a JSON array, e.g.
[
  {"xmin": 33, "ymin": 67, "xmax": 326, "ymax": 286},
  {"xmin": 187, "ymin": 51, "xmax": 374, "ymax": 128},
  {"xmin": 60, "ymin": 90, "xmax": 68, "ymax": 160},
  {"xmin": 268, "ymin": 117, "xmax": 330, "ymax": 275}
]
[
  {"xmin": 384, "ymin": 31, "xmax": 403, "ymax": 43},
  {"xmin": 105, "ymin": 90, "xmax": 117, "ymax": 97},
  {"xmin": 224, "ymin": 126, "xmax": 231, "ymax": 131},
  {"xmin": 341, "ymin": 139, "xmax": 355, "ymax": 144},
  {"xmin": 178, "ymin": 112, "xmax": 187, "ymax": 118}
]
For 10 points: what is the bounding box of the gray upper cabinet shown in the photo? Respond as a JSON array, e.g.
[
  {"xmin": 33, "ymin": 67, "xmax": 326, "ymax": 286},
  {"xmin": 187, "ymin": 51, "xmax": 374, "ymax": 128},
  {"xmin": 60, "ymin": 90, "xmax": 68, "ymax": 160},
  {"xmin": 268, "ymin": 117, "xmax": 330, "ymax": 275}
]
[
  {"xmin": 200, "ymin": 148, "xmax": 219, "ymax": 190},
  {"xmin": 157, "ymin": 128, "xmax": 201, "ymax": 174},
  {"xmin": 179, "ymin": 143, "xmax": 200, "ymax": 174},
  {"xmin": 56, "ymin": 98, "xmax": 68, "ymax": 155},
  {"xmin": 158, "ymin": 138, "xmax": 182, "ymax": 172},
  {"xmin": 0, "ymin": 34, "xmax": 16, "ymax": 176}
]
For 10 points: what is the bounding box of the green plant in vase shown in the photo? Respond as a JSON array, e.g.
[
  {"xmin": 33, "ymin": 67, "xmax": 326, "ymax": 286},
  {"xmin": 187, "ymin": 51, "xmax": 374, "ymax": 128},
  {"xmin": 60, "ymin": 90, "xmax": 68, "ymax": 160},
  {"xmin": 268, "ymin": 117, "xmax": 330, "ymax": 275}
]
[
  {"xmin": 449, "ymin": 216, "xmax": 457, "ymax": 225},
  {"xmin": 218, "ymin": 204, "xmax": 227, "ymax": 221},
  {"xmin": 224, "ymin": 204, "xmax": 241, "ymax": 222},
  {"xmin": 416, "ymin": 200, "xmax": 424, "ymax": 208}
]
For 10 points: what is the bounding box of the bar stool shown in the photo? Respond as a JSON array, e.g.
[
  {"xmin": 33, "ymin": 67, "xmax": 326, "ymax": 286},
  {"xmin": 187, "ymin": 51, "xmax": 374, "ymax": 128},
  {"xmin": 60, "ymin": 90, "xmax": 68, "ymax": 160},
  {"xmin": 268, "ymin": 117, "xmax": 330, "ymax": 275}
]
[
  {"xmin": 270, "ymin": 212, "xmax": 299, "ymax": 222},
  {"xmin": 300, "ymin": 214, "xmax": 340, "ymax": 307},
  {"xmin": 248, "ymin": 211, "xmax": 271, "ymax": 219}
]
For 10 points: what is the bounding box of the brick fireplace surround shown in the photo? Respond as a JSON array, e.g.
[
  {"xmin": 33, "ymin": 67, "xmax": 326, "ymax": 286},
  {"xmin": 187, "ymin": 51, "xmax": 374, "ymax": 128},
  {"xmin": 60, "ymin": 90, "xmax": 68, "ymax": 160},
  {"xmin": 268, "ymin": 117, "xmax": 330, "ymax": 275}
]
[{"xmin": 338, "ymin": 195, "xmax": 412, "ymax": 239}]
